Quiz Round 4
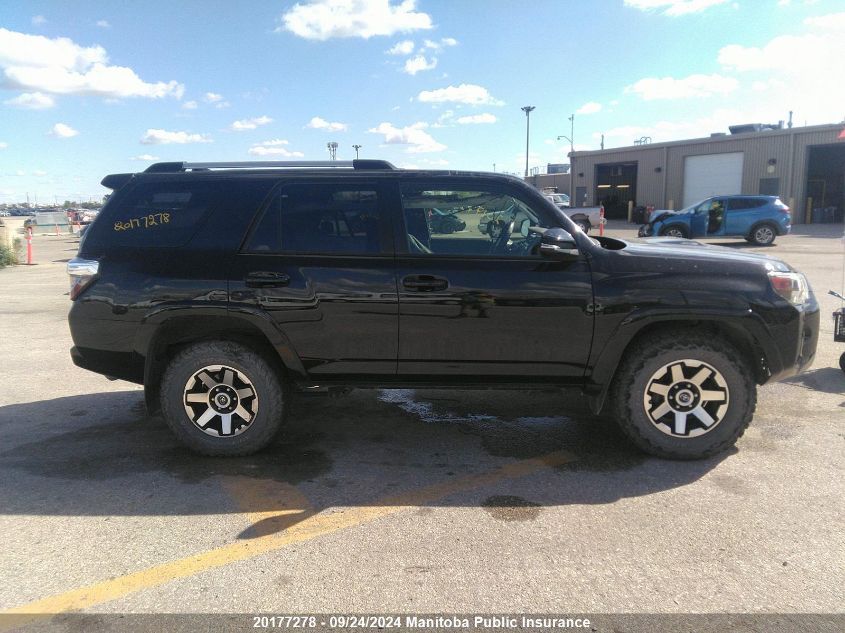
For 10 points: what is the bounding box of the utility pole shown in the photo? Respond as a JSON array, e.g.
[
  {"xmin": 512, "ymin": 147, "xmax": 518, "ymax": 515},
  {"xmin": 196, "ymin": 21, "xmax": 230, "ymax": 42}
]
[
  {"xmin": 521, "ymin": 106, "xmax": 535, "ymax": 178},
  {"xmin": 352, "ymin": 144, "xmax": 362, "ymax": 159},
  {"xmin": 327, "ymin": 142, "xmax": 338, "ymax": 160},
  {"xmin": 557, "ymin": 113, "xmax": 575, "ymax": 203},
  {"xmin": 600, "ymin": 133, "xmax": 605, "ymax": 150}
]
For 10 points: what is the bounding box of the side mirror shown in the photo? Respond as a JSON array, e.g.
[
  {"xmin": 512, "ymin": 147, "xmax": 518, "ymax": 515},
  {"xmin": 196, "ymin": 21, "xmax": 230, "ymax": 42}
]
[{"xmin": 539, "ymin": 228, "xmax": 579, "ymax": 259}]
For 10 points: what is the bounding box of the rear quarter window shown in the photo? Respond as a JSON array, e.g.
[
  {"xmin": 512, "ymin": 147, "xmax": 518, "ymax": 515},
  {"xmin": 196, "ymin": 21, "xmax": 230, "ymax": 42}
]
[{"xmin": 89, "ymin": 179, "xmax": 241, "ymax": 249}]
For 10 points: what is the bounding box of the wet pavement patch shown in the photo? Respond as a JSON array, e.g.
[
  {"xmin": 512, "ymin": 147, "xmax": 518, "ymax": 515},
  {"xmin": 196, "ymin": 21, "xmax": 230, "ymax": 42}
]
[{"xmin": 482, "ymin": 495, "xmax": 542, "ymax": 522}]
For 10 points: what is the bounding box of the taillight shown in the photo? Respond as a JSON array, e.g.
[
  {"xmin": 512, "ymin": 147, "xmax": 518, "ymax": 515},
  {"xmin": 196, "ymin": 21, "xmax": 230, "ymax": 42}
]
[
  {"xmin": 768, "ymin": 271, "xmax": 809, "ymax": 305},
  {"xmin": 67, "ymin": 257, "xmax": 99, "ymax": 300}
]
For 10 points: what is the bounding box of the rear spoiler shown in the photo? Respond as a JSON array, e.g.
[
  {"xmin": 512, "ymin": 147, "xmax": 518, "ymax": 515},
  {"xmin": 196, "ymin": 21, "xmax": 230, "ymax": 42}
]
[{"xmin": 101, "ymin": 173, "xmax": 134, "ymax": 190}]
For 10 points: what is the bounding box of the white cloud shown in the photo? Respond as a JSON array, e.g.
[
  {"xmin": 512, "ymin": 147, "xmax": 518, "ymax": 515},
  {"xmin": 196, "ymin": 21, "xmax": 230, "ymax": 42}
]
[
  {"xmin": 386, "ymin": 39, "xmax": 414, "ymax": 55},
  {"xmin": 140, "ymin": 129, "xmax": 212, "ymax": 144},
  {"xmin": 576, "ymin": 101, "xmax": 602, "ymax": 114},
  {"xmin": 403, "ymin": 54, "xmax": 436, "ymax": 75},
  {"xmin": 417, "ymin": 83, "xmax": 504, "ymax": 106},
  {"xmin": 306, "ymin": 116, "xmax": 348, "ymax": 132},
  {"xmin": 368, "ymin": 121, "xmax": 446, "ymax": 153},
  {"xmin": 49, "ymin": 123, "xmax": 78, "ymax": 138},
  {"xmin": 4, "ymin": 91, "xmax": 55, "ymax": 109},
  {"xmin": 279, "ymin": 0, "xmax": 432, "ymax": 40},
  {"xmin": 0, "ymin": 28, "xmax": 183, "ymax": 100},
  {"xmin": 248, "ymin": 139, "xmax": 305, "ymax": 157},
  {"xmin": 0, "ymin": 142, "xmax": 7, "ymax": 149},
  {"xmin": 96, "ymin": 20, "xmax": 111, "ymax": 28},
  {"xmin": 182, "ymin": 100, "xmax": 198, "ymax": 110},
  {"xmin": 204, "ymin": 92, "xmax": 224, "ymax": 103},
  {"xmin": 624, "ymin": 0, "xmax": 728, "ymax": 16},
  {"xmin": 230, "ymin": 115, "xmax": 273, "ymax": 131},
  {"xmin": 716, "ymin": 11, "xmax": 845, "ymax": 123},
  {"xmin": 131, "ymin": 154, "xmax": 159, "ymax": 161},
  {"xmin": 626, "ymin": 73, "xmax": 738, "ymax": 100},
  {"xmin": 422, "ymin": 37, "xmax": 458, "ymax": 51},
  {"xmin": 33, "ymin": 170, "xmax": 48, "ymax": 176},
  {"xmin": 455, "ymin": 113, "xmax": 497, "ymax": 124},
  {"xmin": 32, "ymin": 15, "xmax": 47, "ymax": 26}
]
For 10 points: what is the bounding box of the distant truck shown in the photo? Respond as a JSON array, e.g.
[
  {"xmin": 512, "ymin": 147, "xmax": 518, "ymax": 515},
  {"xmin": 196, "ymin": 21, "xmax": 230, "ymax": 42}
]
[{"xmin": 543, "ymin": 193, "xmax": 603, "ymax": 234}]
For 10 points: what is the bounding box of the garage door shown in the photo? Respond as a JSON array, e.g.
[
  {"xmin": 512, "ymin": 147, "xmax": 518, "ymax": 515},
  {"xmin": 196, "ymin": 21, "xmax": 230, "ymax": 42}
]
[{"xmin": 682, "ymin": 152, "xmax": 744, "ymax": 207}]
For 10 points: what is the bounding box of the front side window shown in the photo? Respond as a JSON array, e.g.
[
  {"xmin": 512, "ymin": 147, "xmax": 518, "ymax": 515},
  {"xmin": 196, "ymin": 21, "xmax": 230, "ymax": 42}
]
[
  {"xmin": 399, "ymin": 185, "xmax": 554, "ymax": 257},
  {"xmin": 247, "ymin": 184, "xmax": 382, "ymax": 254}
]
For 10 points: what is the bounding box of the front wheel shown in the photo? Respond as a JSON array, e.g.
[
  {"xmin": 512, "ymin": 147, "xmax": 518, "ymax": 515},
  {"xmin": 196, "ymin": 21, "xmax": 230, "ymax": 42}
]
[
  {"xmin": 160, "ymin": 341, "xmax": 286, "ymax": 456},
  {"xmin": 609, "ymin": 332, "xmax": 756, "ymax": 459},
  {"xmin": 840, "ymin": 352, "xmax": 845, "ymax": 374},
  {"xmin": 660, "ymin": 225, "xmax": 688, "ymax": 238}
]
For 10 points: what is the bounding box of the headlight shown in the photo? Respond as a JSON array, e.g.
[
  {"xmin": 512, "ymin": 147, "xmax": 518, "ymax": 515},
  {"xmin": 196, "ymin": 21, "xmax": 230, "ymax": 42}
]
[{"xmin": 768, "ymin": 271, "xmax": 810, "ymax": 305}]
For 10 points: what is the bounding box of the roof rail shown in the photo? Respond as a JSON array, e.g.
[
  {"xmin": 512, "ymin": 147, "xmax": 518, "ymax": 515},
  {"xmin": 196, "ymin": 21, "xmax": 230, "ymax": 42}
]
[{"xmin": 143, "ymin": 159, "xmax": 396, "ymax": 173}]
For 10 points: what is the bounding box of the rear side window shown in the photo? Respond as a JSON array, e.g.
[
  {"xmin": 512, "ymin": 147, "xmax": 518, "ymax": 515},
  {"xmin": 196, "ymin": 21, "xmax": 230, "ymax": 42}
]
[
  {"xmin": 246, "ymin": 184, "xmax": 383, "ymax": 254},
  {"xmin": 728, "ymin": 198, "xmax": 767, "ymax": 210},
  {"xmin": 96, "ymin": 180, "xmax": 236, "ymax": 248}
]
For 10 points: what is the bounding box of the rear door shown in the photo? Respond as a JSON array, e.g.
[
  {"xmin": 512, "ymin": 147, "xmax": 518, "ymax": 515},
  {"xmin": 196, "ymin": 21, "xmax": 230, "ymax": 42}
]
[
  {"xmin": 725, "ymin": 197, "xmax": 765, "ymax": 235},
  {"xmin": 392, "ymin": 179, "xmax": 594, "ymax": 380},
  {"xmin": 229, "ymin": 179, "xmax": 398, "ymax": 378}
]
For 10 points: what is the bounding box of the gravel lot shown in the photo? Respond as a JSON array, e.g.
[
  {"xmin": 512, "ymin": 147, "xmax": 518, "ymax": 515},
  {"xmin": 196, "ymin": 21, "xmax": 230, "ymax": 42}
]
[{"xmin": 0, "ymin": 223, "xmax": 843, "ymax": 630}]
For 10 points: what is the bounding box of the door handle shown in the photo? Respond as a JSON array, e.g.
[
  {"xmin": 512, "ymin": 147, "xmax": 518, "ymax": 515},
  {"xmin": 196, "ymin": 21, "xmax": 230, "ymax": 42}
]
[
  {"xmin": 245, "ymin": 271, "xmax": 290, "ymax": 288},
  {"xmin": 402, "ymin": 274, "xmax": 448, "ymax": 292}
]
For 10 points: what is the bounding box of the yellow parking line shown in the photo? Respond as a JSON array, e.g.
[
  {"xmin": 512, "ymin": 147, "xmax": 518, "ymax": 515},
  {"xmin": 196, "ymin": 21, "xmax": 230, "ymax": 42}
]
[{"xmin": 0, "ymin": 450, "xmax": 573, "ymax": 629}]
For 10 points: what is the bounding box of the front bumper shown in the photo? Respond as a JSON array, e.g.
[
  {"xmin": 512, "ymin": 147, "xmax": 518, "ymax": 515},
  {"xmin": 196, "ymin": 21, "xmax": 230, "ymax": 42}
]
[{"xmin": 765, "ymin": 300, "xmax": 819, "ymax": 383}]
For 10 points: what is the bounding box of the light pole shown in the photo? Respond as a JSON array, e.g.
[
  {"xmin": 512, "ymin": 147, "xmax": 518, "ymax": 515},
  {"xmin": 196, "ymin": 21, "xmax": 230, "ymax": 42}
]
[
  {"xmin": 352, "ymin": 144, "xmax": 362, "ymax": 159},
  {"xmin": 521, "ymin": 106, "xmax": 535, "ymax": 178},
  {"xmin": 557, "ymin": 113, "xmax": 574, "ymax": 204},
  {"xmin": 327, "ymin": 142, "xmax": 338, "ymax": 160}
]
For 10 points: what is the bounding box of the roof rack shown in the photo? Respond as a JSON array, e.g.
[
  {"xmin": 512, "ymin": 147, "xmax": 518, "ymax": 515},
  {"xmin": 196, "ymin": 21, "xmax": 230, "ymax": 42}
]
[{"xmin": 144, "ymin": 159, "xmax": 396, "ymax": 173}]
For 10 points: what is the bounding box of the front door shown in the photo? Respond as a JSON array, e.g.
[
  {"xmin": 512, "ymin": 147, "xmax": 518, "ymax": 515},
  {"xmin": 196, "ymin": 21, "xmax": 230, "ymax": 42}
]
[
  {"xmin": 393, "ymin": 180, "xmax": 593, "ymax": 380},
  {"xmin": 229, "ymin": 180, "xmax": 397, "ymax": 378}
]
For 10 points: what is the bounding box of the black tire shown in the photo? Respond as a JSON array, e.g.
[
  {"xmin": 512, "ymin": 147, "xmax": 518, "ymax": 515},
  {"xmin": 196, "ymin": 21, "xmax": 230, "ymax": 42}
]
[
  {"xmin": 160, "ymin": 341, "xmax": 286, "ymax": 456},
  {"xmin": 749, "ymin": 223, "xmax": 777, "ymax": 246},
  {"xmin": 608, "ymin": 331, "xmax": 756, "ymax": 460},
  {"xmin": 660, "ymin": 224, "xmax": 688, "ymax": 238},
  {"xmin": 575, "ymin": 219, "xmax": 590, "ymax": 234},
  {"xmin": 840, "ymin": 352, "xmax": 845, "ymax": 374}
]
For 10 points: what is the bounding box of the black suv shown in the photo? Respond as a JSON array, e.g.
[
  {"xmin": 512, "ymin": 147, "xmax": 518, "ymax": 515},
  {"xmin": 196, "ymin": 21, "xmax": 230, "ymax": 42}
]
[{"xmin": 68, "ymin": 160, "xmax": 819, "ymax": 459}]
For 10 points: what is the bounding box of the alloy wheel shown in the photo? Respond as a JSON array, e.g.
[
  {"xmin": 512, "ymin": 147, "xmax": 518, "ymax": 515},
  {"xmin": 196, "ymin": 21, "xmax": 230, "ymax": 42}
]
[
  {"xmin": 754, "ymin": 226, "xmax": 774, "ymax": 244},
  {"xmin": 183, "ymin": 365, "xmax": 258, "ymax": 437},
  {"xmin": 642, "ymin": 359, "xmax": 729, "ymax": 438}
]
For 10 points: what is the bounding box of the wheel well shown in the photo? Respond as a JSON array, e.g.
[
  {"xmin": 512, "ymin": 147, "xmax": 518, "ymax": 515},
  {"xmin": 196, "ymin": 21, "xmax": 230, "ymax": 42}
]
[
  {"xmin": 749, "ymin": 220, "xmax": 779, "ymax": 236},
  {"xmin": 143, "ymin": 316, "xmax": 286, "ymax": 416},
  {"xmin": 591, "ymin": 319, "xmax": 768, "ymax": 415}
]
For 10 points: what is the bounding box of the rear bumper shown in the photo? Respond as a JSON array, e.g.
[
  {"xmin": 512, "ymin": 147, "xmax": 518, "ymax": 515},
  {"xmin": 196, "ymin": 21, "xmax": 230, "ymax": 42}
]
[{"xmin": 70, "ymin": 345, "xmax": 144, "ymax": 383}]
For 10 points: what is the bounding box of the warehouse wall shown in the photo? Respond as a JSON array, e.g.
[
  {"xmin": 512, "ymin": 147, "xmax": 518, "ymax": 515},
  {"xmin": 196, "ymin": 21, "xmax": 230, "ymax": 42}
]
[{"xmin": 570, "ymin": 124, "xmax": 844, "ymax": 221}]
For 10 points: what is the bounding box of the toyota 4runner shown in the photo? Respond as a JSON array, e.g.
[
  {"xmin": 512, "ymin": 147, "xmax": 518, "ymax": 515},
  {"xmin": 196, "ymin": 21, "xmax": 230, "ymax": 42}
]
[{"xmin": 68, "ymin": 160, "xmax": 819, "ymax": 459}]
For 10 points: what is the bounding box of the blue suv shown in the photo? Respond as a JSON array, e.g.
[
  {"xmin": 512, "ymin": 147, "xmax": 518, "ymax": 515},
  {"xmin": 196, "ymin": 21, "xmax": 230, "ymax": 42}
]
[{"xmin": 638, "ymin": 195, "xmax": 791, "ymax": 245}]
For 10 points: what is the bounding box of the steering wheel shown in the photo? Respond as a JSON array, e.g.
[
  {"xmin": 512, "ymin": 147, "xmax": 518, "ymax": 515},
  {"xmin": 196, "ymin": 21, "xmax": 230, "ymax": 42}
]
[{"xmin": 489, "ymin": 219, "xmax": 515, "ymax": 254}]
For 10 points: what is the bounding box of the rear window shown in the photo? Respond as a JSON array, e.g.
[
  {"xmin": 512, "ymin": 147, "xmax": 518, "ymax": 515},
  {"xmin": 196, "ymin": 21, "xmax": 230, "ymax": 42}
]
[
  {"xmin": 246, "ymin": 183, "xmax": 383, "ymax": 254},
  {"xmin": 91, "ymin": 180, "xmax": 239, "ymax": 248}
]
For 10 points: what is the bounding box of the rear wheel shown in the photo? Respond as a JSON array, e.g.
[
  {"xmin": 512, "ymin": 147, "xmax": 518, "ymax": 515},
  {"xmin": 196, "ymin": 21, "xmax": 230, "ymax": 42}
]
[
  {"xmin": 839, "ymin": 352, "xmax": 845, "ymax": 374},
  {"xmin": 609, "ymin": 332, "xmax": 756, "ymax": 459},
  {"xmin": 750, "ymin": 223, "xmax": 777, "ymax": 246},
  {"xmin": 160, "ymin": 341, "xmax": 286, "ymax": 456},
  {"xmin": 574, "ymin": 219, "xmax": 590, "ymax": 233}
]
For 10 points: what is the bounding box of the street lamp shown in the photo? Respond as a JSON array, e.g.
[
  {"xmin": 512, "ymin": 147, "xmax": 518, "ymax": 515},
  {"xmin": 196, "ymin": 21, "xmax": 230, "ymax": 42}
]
[
  {"xmin": 557, "ymin": 113, "xmax": 574, "ymax": 204},
  {"xmin": 327, "ymin": 142, "xmax": 338, "ymax": 160},
  {"xmin": 521, "ymin": 106, "xmax": 535, "ymax": 178},
  {"xmin": 352, "ymin": 144, "xmax": 362, "ymax": 159}
]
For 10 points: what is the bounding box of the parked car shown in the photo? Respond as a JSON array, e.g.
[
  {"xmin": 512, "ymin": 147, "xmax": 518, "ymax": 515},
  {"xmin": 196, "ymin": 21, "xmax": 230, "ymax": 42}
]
[
  {"xmin": 427, "ymin": 208, "xmax": 466, "ymax": 234},
  {"xmin": 68, "ymin": 160, "xmax": 818, "ymax": 460},
  {"xmin": 638, "ymin": 195, "xmax": 791, "ymax": 246},
  {"xmin": 543, "ymin": 194, "xmax": 603, "ymax": 234}
]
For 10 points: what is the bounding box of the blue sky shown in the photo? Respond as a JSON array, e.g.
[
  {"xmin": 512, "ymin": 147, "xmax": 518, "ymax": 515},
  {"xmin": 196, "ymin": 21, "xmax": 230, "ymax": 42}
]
[{"xmin": 1, "ymin": 0, "xmax": 843, "ymax": 203}]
